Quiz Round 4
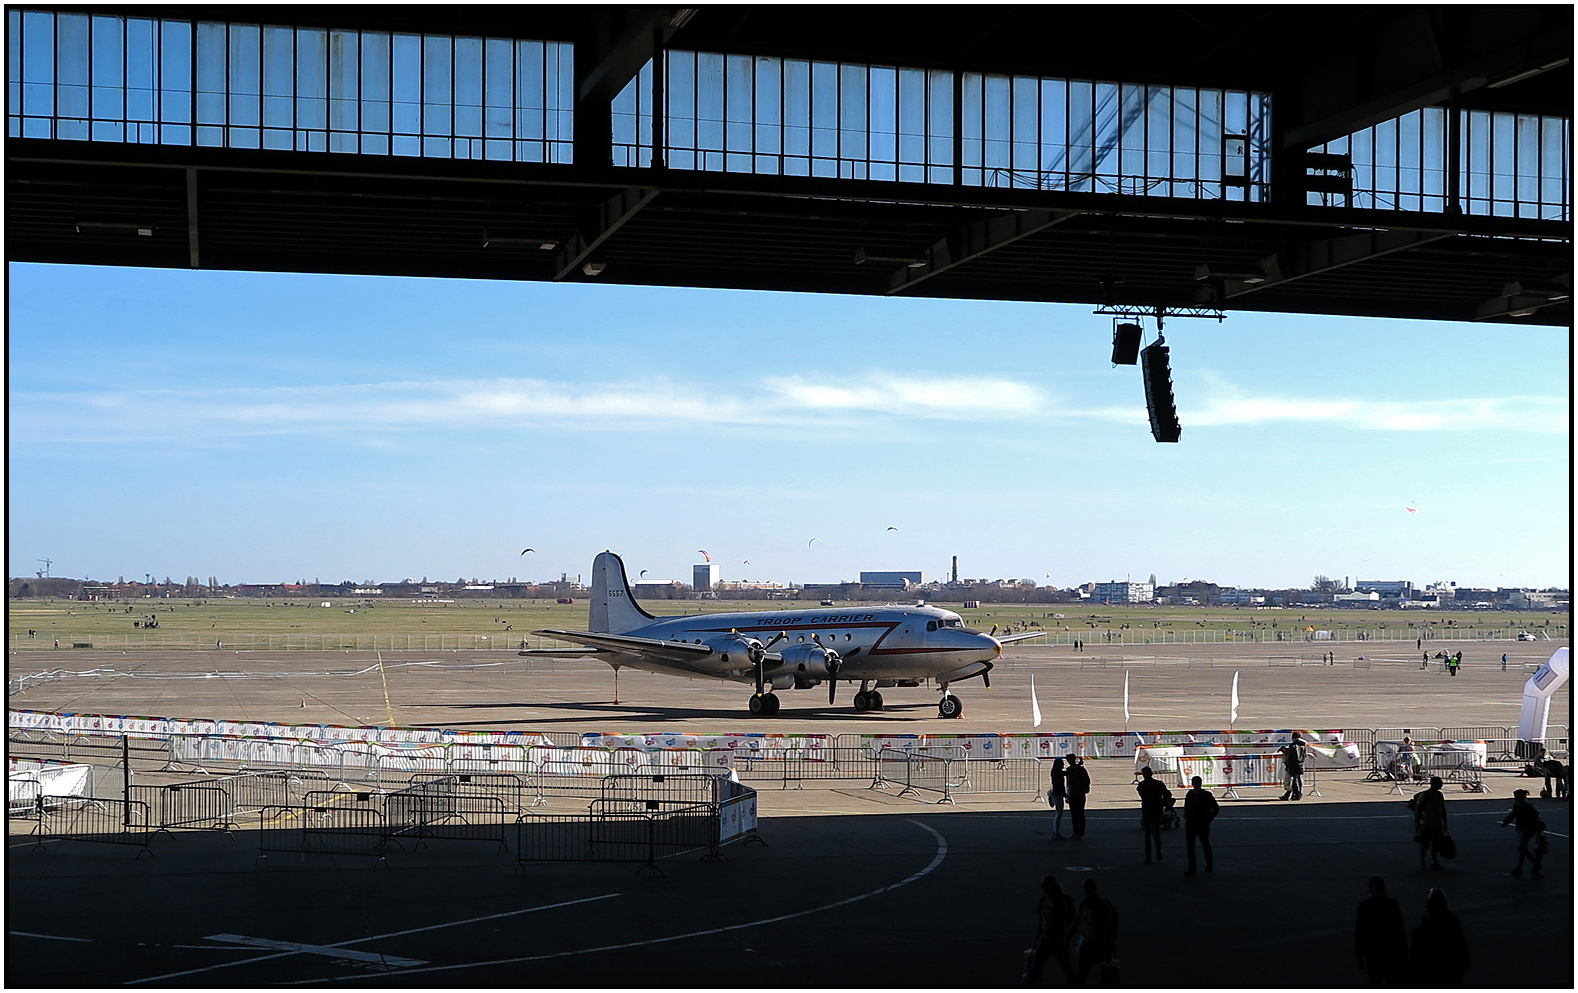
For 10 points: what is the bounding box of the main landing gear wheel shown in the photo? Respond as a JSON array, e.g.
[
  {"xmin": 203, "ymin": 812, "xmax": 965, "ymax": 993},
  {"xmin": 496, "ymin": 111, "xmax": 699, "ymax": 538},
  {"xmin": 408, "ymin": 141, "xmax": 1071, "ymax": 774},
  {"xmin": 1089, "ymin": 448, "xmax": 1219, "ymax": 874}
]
[
  {"xmin": 853, "ymin": 690, "xmax": 884, "ymax": 712},
  {"xmin": 749, "ymin": 692, "xmax": 781, "ymax": 716},
  {"xmin": 938, "ymin": 695, "xmax": 963, "ymax": 719}
]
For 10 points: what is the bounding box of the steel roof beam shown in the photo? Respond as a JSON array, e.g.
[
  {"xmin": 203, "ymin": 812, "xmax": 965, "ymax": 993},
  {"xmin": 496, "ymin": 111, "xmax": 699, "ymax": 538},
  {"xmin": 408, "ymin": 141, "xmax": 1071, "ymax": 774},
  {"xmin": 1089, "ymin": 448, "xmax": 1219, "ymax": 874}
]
[
  {"xmin": 887, "ymin": 209, "xmax": 1079, "ymax": 294},
  {"xmin": 552, "ymin": 186, "xmax": 659, "ymax": 280},
  {"xmin": 1221, "ymin": 228, "xmax": 1463, "ymax": 299},
  {"xmin": 1283, "ymin": 8, "xmax": 1571, "ymax": 149}
]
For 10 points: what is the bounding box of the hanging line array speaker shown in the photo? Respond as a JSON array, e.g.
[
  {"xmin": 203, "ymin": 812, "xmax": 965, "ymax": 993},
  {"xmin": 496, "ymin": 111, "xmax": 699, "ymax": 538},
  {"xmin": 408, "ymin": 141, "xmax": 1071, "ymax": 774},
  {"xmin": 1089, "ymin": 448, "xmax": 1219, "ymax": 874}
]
[
  {"xmin": 1111, "ymin": 322, "xmax": 1142, "ymax": 365},
  {"xmin": 1140, "ymin": 339, "xmax": 1181, "ymax": 443}
]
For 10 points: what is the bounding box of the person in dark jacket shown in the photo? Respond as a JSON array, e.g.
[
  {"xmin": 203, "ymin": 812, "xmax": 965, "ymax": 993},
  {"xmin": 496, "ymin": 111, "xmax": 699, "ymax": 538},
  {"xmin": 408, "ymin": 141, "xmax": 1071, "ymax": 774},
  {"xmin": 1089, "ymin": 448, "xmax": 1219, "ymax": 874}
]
[
  {"xmin": 1409, "ymin": 777, "xmax": 1449, "ymax": 870},
  {"xmin": 1410, "ymin": 888, "xmax": 1469, "ymax": 984},
  {"xmin": 1135, "ymin": 766, "xmax": 1170, "ymax": 863},
  {"xmin": 1047, "ymin": 758, "xmax": 1068, "ymax": 840},
  {"xmin": 1280, "ymin": 732, "xmax": 1309, "ymax": 800},
  {"xmin": 1070, "ymin": 878, "xmax": 1119, "ymax": 984},
  {"xmin": 1354, "ymin": 875, "xmax": 1408, "ymax": 985},
  {"xmin": 1182, "ymin": 775, "xmax": 1219, "ymax": 875},
  {"xmin": 1022, "ymin": 874, "xmax": 1073, "ymax": 985},
  {"xmin": 1501, "ymin": 789, "xmax": 1545, "ymax": 877},
  {"xmin": 1066, "ymin": 756, "xmax": 1092, "ymax": 839}
]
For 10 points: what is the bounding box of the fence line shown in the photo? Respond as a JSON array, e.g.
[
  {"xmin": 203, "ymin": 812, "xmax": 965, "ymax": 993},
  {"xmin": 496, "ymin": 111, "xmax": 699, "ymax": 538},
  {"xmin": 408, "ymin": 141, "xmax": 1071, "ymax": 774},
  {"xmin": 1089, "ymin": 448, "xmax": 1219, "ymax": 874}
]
[{"xmin": 10, "ymin": 625, "xmax": 1567, "ymax": 653}]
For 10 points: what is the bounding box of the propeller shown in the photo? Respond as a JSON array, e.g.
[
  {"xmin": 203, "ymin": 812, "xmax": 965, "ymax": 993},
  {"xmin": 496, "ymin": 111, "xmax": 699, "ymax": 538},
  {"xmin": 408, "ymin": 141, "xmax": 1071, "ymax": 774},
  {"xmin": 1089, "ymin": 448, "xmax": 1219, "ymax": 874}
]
[
  {"xmin": 825, "ymin": 649, "xmax": 843, "ymax": 704},
  {"xmin": 990, "ymin": 624, "xmax": 998, "ymax": 637}
]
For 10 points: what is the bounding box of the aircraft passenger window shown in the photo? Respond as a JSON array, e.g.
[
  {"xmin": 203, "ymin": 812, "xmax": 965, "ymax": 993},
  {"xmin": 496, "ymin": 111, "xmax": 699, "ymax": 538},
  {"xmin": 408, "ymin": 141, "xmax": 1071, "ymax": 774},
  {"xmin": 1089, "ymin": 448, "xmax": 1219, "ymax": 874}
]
[
  {"xmin": 845, "ymin": 633, "xmax": 852, "ymax": 640},
  {"xmin": 926, "ymin": 621, "xmax": 937, "ymax": 632},
  {"xmin": 797, "ymin": 635, "xmax": 805, "ymax": 642}
]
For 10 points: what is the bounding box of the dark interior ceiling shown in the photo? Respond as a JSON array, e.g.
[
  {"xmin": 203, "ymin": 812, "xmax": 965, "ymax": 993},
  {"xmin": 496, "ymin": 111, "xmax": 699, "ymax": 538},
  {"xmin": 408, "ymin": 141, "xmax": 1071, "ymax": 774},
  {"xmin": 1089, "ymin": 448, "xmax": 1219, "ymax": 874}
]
[{"xmin": 7, "ymin": 5, "xmax": 1572, "ymax": 326}]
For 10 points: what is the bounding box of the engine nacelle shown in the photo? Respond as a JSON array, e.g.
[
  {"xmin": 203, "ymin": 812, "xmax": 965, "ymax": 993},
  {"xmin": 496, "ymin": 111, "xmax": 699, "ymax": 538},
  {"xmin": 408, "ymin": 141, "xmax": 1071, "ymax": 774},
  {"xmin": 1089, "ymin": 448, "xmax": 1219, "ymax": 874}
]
[
  {"xmin": 776, "ymin": 641, "xmax": 840, "ymax": 677},
  {"xmin": 704, "ymin": 634, "xmax": 766, "ymax": 671}
]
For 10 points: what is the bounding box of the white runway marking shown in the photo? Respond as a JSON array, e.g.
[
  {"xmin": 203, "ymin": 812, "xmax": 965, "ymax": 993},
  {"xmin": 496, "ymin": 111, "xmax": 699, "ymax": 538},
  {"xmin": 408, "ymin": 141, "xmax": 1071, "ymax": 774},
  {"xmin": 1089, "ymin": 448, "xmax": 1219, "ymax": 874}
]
[
  {"xmin": 206, "ymin": 934, "xmax": 426, "ymax": 967},
  {"xmin": 290, "ymin": 817, "xmax": 950, "ymax": 984},
  {"xmin": 10, "ymin": 931, "xmax": 93, "ymax": 942},
  {"xmin": 123, "ymin": 892, "xmax": 620, "ymax": 985}
]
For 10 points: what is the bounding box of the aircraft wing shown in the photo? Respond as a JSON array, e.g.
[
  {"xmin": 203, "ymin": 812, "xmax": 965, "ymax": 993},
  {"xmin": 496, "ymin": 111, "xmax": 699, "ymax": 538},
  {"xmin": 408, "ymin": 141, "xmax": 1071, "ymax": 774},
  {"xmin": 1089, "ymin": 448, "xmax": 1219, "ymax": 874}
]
[
  {"xmin": 530, "ymin": 629, "xmax": 717, "ymax": 665},
  {"xmin": 995, "ymin": 631, "xmax": 1049, "ymax": 644}
]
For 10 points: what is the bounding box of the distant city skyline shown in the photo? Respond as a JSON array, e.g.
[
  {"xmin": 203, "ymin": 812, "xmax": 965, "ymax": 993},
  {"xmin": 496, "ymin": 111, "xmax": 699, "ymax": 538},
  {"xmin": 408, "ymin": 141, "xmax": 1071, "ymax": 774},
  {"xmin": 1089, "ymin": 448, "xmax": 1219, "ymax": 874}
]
[{"xmin": 9, "ymin": 263, "xmax": 1569, "ymax": 590}]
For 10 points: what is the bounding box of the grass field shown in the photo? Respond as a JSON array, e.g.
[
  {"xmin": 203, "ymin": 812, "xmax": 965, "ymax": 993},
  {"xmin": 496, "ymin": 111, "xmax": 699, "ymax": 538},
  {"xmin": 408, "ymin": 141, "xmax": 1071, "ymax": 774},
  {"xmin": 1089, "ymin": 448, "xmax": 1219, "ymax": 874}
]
[{"xmin": 7, "ymin": 595, "xmax": 1568, "ymax": 651}]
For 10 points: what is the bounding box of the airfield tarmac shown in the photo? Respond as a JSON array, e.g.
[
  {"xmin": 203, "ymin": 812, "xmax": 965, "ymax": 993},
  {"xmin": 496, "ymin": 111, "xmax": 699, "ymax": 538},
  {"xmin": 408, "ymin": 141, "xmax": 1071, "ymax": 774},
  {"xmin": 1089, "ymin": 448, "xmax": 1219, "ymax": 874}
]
[
  {"xmin": 8, "ymin": 639, "xmax": 1569, "ymax": 733},
  {"xmin": 7, "ymin": 639, "xmax": 1572, "ymax": 987}
]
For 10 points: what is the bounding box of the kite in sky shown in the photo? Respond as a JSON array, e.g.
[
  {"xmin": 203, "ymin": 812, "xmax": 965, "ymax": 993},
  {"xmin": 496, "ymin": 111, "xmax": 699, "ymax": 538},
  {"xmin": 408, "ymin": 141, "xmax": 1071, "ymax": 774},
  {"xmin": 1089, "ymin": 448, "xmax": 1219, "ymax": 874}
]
[
  {"xmin": 807, "ymin": 537, "xmax": 822, "ymax": 549},
  {"xmin": 1405, "ymin": 507, "xmax": 1418, "ymax": 515},
  {"xmin": 698, "ymin": 549, "xmax": 711, "ymax": 562},
  {"xmin": 887, "ymin": 526, "xmax": 899, "ymax": 531},
  {"xmin": 520, "ymin": 548, "xmax": 535, "ymax": 555}
]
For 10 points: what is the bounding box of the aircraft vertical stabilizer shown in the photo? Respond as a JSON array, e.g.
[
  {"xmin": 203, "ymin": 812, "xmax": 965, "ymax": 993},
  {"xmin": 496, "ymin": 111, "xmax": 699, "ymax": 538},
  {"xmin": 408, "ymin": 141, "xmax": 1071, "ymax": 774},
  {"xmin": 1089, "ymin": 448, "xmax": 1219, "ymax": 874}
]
[{"xmin": 589, "ymin": 551, "xmax": 657, "ymax": 633}]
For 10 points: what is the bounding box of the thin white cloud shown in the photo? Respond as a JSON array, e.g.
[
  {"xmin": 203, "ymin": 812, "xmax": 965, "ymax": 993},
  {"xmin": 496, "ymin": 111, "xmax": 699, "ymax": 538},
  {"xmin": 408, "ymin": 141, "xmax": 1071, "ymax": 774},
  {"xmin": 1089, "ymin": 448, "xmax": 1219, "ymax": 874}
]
[
  {"xmin": 1185, "ymin": 393, "xmax": 1569, "ymax": 434},
  {"xmin": 11, "ymin": 375, "xmax": 1567, "ymax": 441}
]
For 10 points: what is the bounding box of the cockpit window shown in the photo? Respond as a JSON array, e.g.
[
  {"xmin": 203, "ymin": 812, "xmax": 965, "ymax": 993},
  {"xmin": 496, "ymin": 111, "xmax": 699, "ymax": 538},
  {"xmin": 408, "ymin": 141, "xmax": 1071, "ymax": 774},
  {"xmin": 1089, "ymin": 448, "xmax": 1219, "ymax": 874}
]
[{"xmin": 926, "ymin": 621, "xmax": 937, "ymax": 632}]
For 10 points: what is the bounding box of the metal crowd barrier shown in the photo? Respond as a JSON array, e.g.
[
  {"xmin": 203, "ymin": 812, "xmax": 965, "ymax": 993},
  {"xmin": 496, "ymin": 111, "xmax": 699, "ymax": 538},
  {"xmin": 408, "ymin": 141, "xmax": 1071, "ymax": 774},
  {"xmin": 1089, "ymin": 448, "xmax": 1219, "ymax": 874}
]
[
  {"xmin": 383, "ymin": 789, "xmax": 509, "ymax": 852},
  {"xmin": 1174, "ymin": 753, "xmax": 1288, "ymax": 799},
  {"xmin": 410, "ymin": 772, "xmax": 536, "ymax": 813},
  {"xmin": 872, "ymin": 748, "xmax": 959, "ymax": 804},
  {"xmin": 130, "ymin": 783, "xmax": 236, "ymax": 832},
  {"xmin": 30, "ymin": 797, "xmax": 153, "ymax": 855},
  {"xmin": 262, "ymin": 803, "xmax": 388, "ymax": 857}
]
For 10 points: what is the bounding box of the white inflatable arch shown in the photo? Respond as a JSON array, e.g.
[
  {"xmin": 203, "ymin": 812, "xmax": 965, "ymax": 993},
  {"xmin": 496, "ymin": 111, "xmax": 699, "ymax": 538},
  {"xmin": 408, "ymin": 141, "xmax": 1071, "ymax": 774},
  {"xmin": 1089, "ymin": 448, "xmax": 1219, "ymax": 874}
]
[{"xmin": 1517, "ymin": 647, "xmax": 1570, "ymax": 751}]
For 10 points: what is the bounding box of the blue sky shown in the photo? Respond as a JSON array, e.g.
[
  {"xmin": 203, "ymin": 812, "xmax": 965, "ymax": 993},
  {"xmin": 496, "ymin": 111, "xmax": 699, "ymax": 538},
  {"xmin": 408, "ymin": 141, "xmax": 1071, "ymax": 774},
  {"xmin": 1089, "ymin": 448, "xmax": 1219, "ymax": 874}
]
[{"xmin": 8, "ymin": 262, "xmax": 1569, "ymax": 590}]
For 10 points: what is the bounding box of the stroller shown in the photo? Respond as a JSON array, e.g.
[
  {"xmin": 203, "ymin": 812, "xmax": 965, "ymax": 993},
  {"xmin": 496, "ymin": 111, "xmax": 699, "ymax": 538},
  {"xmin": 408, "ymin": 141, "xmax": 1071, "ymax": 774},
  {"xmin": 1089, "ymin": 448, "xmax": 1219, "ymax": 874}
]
[{"xmin": 1138, "ymin": 789, "xmax": 1181, "ymax": 830}]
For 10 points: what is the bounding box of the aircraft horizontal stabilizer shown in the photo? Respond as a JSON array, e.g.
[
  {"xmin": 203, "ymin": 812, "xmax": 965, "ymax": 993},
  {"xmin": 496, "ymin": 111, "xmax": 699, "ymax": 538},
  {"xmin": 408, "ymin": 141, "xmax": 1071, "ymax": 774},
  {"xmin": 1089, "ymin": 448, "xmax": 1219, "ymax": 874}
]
[{"xmin": 532, "ymin": 628, "xmax": 716, "ymax": 664}]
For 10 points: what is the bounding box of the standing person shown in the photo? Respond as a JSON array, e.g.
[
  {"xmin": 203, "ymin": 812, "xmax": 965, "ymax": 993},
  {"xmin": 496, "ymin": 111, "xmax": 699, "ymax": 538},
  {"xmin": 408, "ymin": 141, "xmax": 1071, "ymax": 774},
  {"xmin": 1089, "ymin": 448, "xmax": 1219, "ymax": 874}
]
[
  {"xmin": 1022, "ymin": 874, "xmax": 1073, "ymax": 985},
  {"xmin": 1501, "ymin": 789, "xmax": 1546, "ymax": 878},
  {"xmin": 1501, "ymin": 652, "xmax": 1508, "ymax": 672},
  {"xmin": 1422, "ymin": 651, "xmax": 1429, "ymax": 670},
  {"xmin": 1280, "ymin": 732, "xmax": 1309, "ymax": 800},
  {"xmin": 1417, "ymin": 638, "xmax": 1422, "ymax": 650},
  {"xmin": 1070, "ymin": 878, "xmax": 1119, "ymax": 985},
  {"xmin": 1409, "ymin": 777, "xmax": 1449, "ymax": 870},
  {"xmin": 1066, "ymin": 756, "xmax": 1091, "ymax": 840},
  {"xmin": 1397, "ymin": 736, "xmax": 1418, "ymax": 782},
  {"xmin": 1354, "ymin": 875, "xmax": 1408, "ymax": 985},
  {"xmin": 1046, "ymin": 758, "xmax": 1068, "ymax": 840},
  {"xmin": 1410, "ymin": 888, "xmax": 1470, "ymax": 984},
  {"xmin": 1182, "ymin": 775, "xmax": 1219, "ymax": 876},
  {"xmin": 1135, "ymin": 767, "xmax": 1170, "ymax": 863}
]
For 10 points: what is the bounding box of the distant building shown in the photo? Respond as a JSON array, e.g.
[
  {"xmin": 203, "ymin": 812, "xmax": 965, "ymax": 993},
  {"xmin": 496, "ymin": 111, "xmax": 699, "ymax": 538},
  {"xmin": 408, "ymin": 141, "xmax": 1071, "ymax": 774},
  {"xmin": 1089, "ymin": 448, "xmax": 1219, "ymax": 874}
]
[
  {"xmin": 860, "ymin": 571, "xmax": 926, "ymax": 588},
  {"xmin": 1334, "ymin": 590, "xmax": 1382, "ymax": 604},
  {"xmin": 1092, "ymin": 581, "xmax": 1154, "ymax": 604},
  {"xmin": 693, "ymin": 563, "xmax": 719, "ymax": 592},
  {"xmin": 1355, "ymin": 579, "xmax": 1413, "ymax": 598}
]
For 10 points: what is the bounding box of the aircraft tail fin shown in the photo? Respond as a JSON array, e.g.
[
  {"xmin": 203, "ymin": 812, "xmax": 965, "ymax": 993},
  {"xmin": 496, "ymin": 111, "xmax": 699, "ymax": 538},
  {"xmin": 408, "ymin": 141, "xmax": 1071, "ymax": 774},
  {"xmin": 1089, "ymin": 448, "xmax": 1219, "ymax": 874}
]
[{"xmin": 589, "ymin": 551, "xmax": 657, "ymax": 633}]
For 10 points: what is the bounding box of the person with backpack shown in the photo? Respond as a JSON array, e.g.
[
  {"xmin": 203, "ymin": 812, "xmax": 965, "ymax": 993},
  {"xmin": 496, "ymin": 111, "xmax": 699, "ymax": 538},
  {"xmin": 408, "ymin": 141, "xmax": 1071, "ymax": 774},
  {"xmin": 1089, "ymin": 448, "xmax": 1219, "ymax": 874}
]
[
  {"xmin": 1022, "ymin": 874, "xmax": 1074, "ymax": 984},
  {"xmin": 1501, "ymin": 788, "xmax": 1546, "ymax": 878},
  {"xmin": 1069, "ymin": 878, "xmax": 1120, "ymax": 984},
  {"xmin": 1280, "ymin": 731, "xmax": 1309, "ymax": 800},
  {"xmin": 1182, "ymin": 775, "xmax": 1220, "ymax": 875},
  {"xmin": 1066, "ymin": 756, "xmax": 1092, "ymax": 840},
  {"xmin": 1046, "ymin": 757, "xmax": 1068, "ymax": 840},
  {"xmin": 1409, "ymin": 777, "xmax": 1450, "ymax": 870},
  {"xmin": 1135, "ymin": 766, "xmax": 1171, "ymax": 864}
]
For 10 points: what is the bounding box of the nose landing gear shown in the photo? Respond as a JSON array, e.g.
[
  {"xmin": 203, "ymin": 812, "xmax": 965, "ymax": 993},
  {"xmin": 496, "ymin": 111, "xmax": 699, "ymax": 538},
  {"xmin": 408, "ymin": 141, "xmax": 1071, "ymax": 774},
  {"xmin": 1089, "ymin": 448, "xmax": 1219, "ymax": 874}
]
[{"xmin": 938, "ymin": 688, "xmax": 963, "ymax": 719}]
